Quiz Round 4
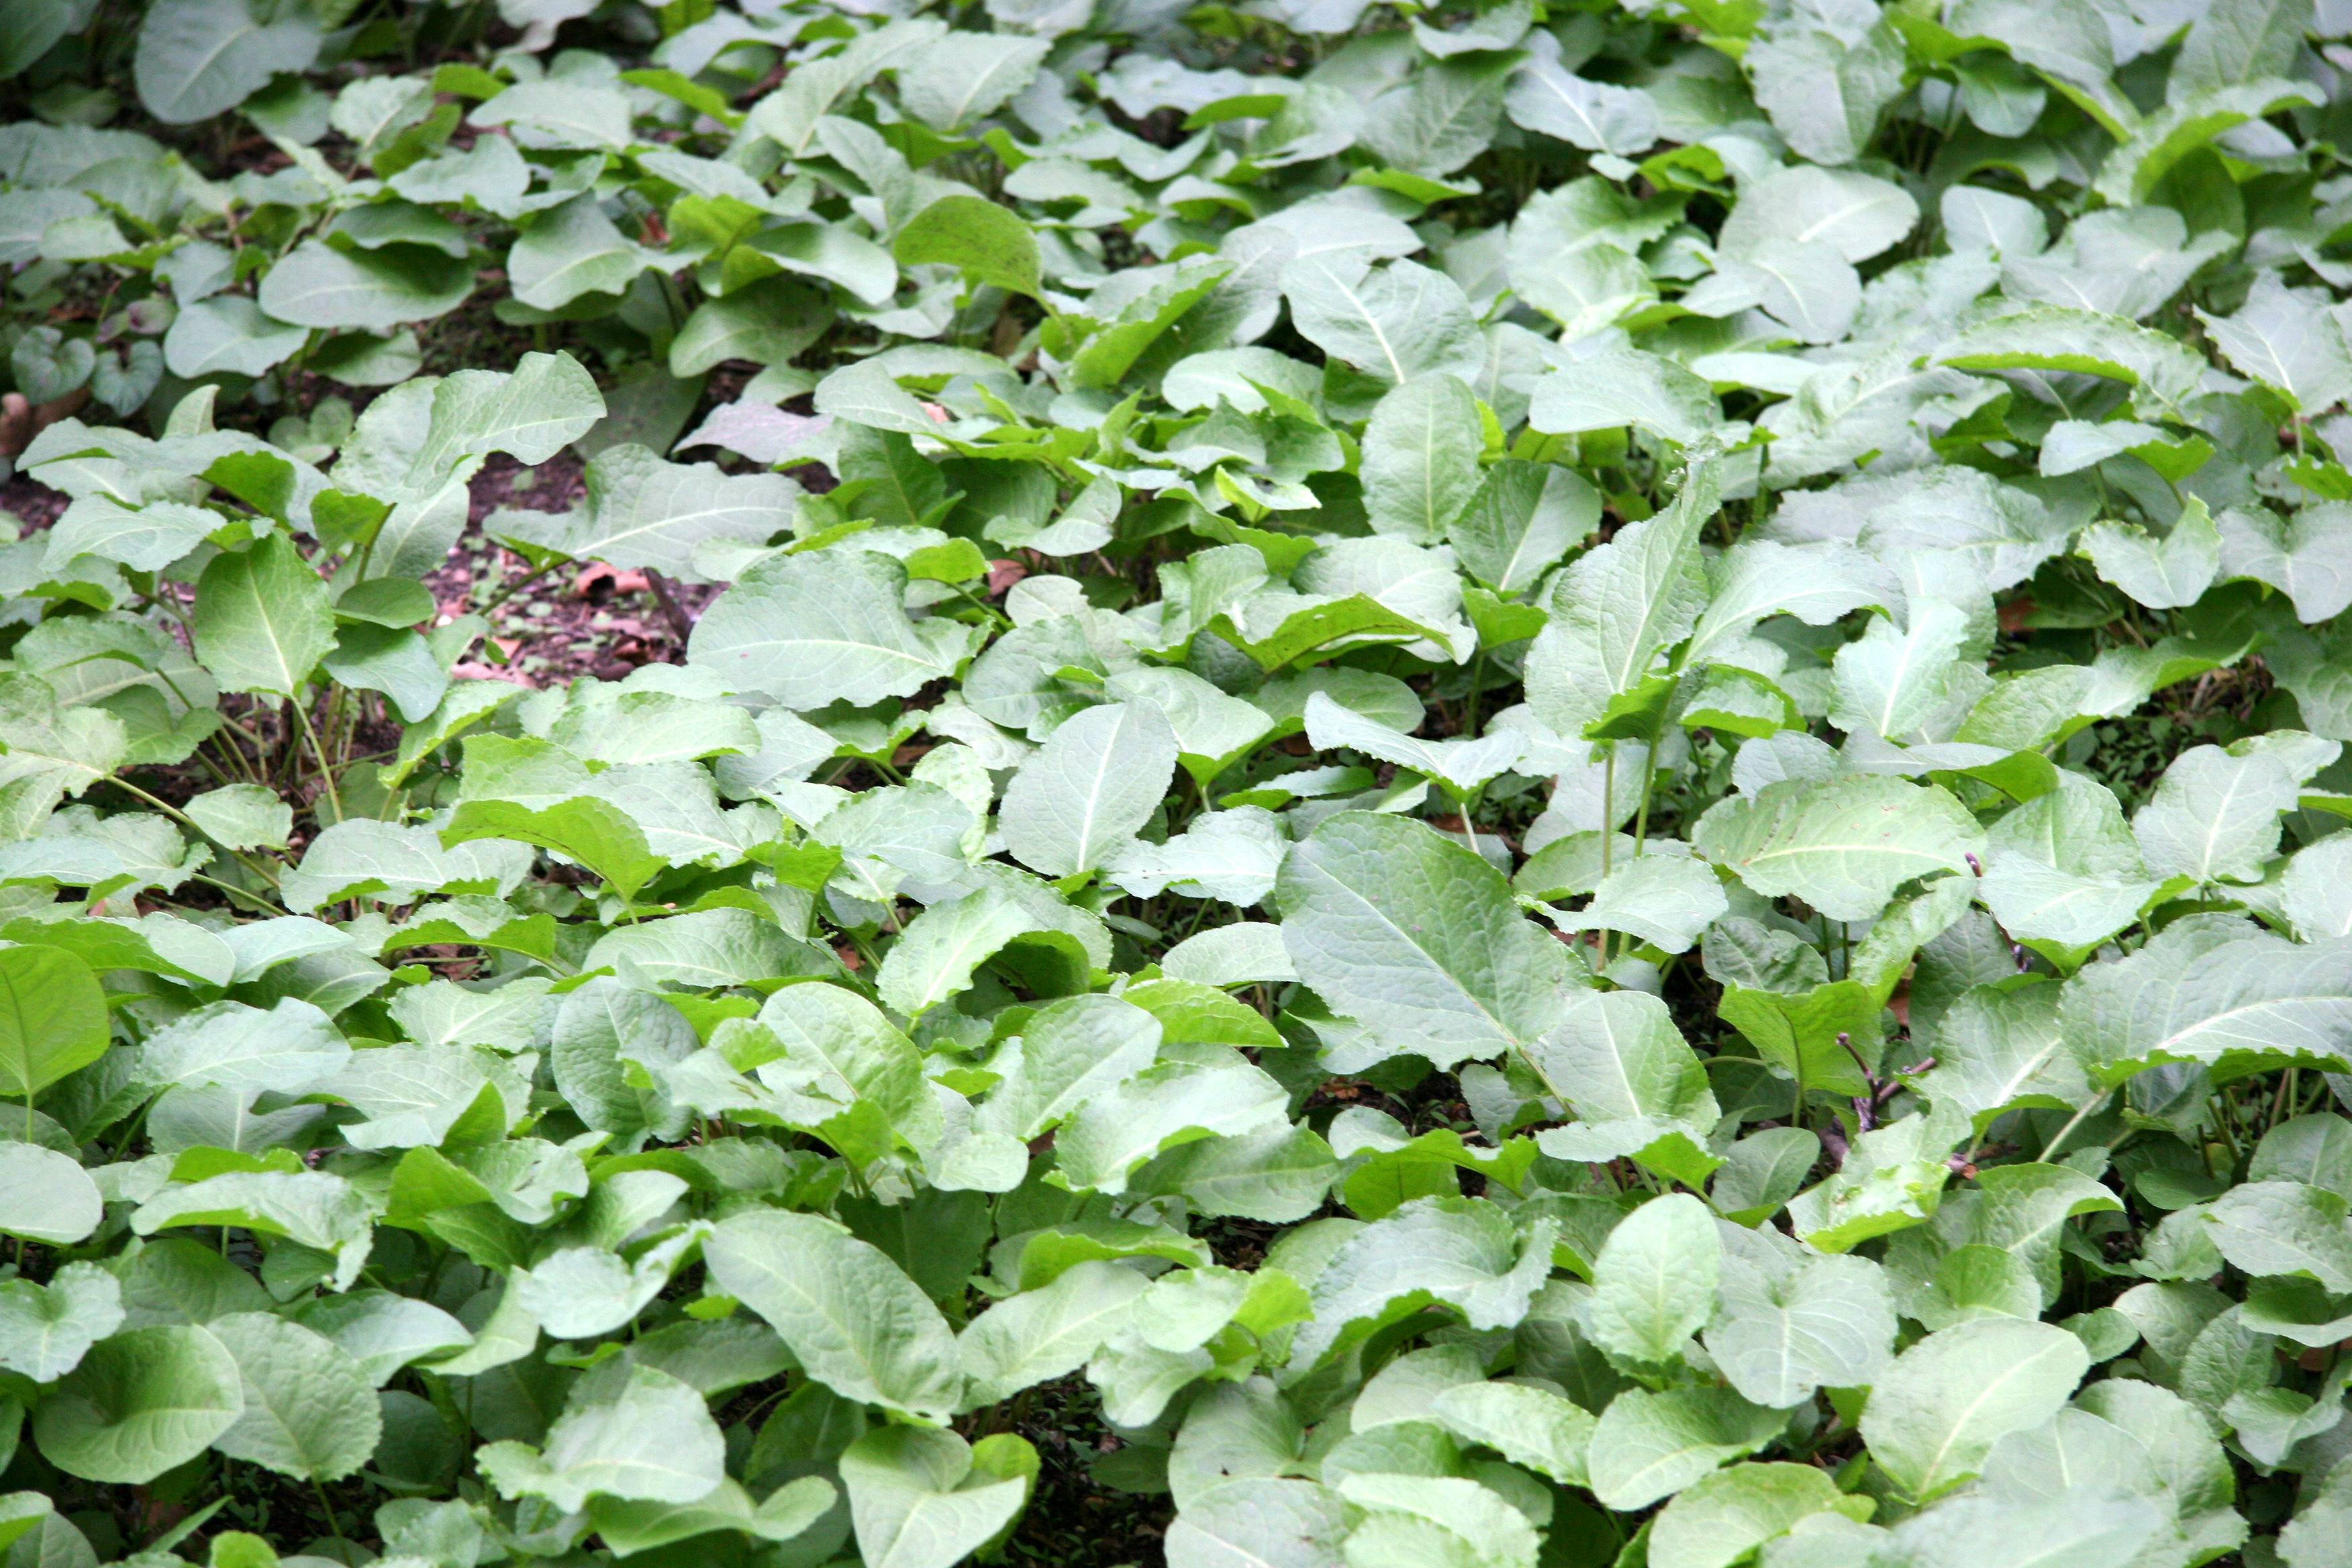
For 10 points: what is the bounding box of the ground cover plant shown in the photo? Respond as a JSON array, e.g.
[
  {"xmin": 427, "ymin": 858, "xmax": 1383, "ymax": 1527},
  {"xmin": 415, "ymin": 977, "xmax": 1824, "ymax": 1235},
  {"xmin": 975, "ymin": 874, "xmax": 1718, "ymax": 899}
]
[{"xmin": 10, "ymin": 0, "xmax": 2352, "ymax": 1565}]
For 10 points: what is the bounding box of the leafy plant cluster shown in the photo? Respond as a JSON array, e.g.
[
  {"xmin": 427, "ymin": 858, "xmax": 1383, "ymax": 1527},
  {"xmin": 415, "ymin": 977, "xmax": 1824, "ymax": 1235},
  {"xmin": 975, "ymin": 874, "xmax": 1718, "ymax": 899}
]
[{"xmin": 8, "ymin": 0, "xmax": 2352, "ymax": 1565}]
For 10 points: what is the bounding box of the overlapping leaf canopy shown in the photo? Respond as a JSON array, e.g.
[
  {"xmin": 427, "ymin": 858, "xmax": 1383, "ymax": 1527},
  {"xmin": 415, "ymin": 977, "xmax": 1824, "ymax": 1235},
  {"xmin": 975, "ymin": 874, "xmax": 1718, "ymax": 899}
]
[{"xmin": 8, "ymin": 0, "xmax": 2352, "ymax": 1565}]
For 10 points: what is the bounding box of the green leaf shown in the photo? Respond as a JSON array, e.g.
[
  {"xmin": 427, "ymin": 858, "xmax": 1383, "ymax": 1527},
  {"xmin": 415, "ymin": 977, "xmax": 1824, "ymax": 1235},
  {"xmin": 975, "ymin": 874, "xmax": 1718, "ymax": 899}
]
[
  {"xmin": 2204, "ymin": 1181, "xmax": 2352, "ymax": 1290},
  {"xmin": 0, "ymin": 1144, "xmax": 100, "ymax": 1246},
  {"xmin": 1287, "ymin": 1197, "xmax": 1556, "ymax": 1373},
  {"xmin": 2079, "ymin": 497, "xmax": 2222, "ymax": 610},
  {"xmin": 2131, "ymin": 737, "xmax": 2320, "ymax": 885},
  {"xmin": 1163, "ymin": 1479, "xmax": 1349, "ymax": 1568},
  {"xmin": 0, "ymin": 944, "xmax": 108, "ymax": 1105},
  {"xmin": 406, "ymin": 350, "xmax": 606, "ymax": 479},
  {"xmin": 839, "ymin": 1426, "xmax": 1035, "ymax": 1568},
  {"xmin": 1281, "ymin": 257, "xmax": 1483, "ymax": 389},
  {"xmin": 497, "ymin": 443, "xmax": 798, "ymax": 580},
  {"xmin": 891, "ymin": 195, "xmax": 1040, "ymax": 299},
  {"xmin": 669, "ymin": 275, "xmax": 831, "ymax": 378},
  {"xmin": 34, "ymin": 1325, "xmax": 246, "ymax": 1483},
  {"xmin": 1449, "ymin": 460, "xmax": 1600, "ymax": 594},
  {"xmin": 1528, "ymin": 346, "xmax": 1721, "ymax": 444},
  {"xmin": 960, "ymin": 1261, "xmax": 1148, "ymax": 1407},
  {"xmin": 1427, "ymin": 1380, "xmax": 1596, "ymax": 1485},
  {"xmin": 1585, "ymin": 1192, "xmax": 1720, "ymax": 1367},
  {"xmin": 131, "ymin": 1171, "xmax": 376, "ymax": 1291},
  {"xmin": 1361, "ymin": 375, "xmax": 1483, "ymax": 546},
  {"xmin": 1505, "ymin": 54, "xmax": 1661, "ymax": 156},
  {"xmin": 1649, "ymin": 1463, "xmax": 1871, "ymax": 1568},
  {"xmin": 1587, "ymin": 1387, "xmax": 1785, "ymax": 1511},
  {"xmin": 477, "ymin": 1362, "xmax": 728, "ymax": 1512},
  {"xmin": 0, "ymin": 1263, "xmax": 124, "ymax": 1382},
  {"xmin": 256, "ymin": 240, "xmax": 473, "ymax": 333},
  {"xmin": 508, "ymin": 195, "xmax": 656, "ymax": 311},
  {"xmin": 1523, "ymin": 460, "xmax": 1720, "ymax": 734},
  {"xmin": 1526, "ymin": 989, "xmax": 1722, "ymax": 1186},
  {"xmin": 191, "ymin": 535, "xmax": 335, "ymax": 699},
  {"xmin": 704, "ymin": 1208, "xmax": 963, "ymax": 1422},
  {"xmin": 2093, "ymin": 79, "xmax": 2321, "ymax": 205},
  {"xmin": 162, "ymin": 296, "xmax": 308, "ymax": 381},
  {"xmin": 183, "ymin": 783, "xmax": 293, "ymax": 852},
  {"xmin": 690, "ymin": 549, "xmax": 982, "ymax": 711},
  {"xmin": 1859, "ymin": 1318, "xmax": 2089, "ymax": 1501},
  {"xmin": 1694, "ymin": 774, "xmax": 1983, "ymax": 923},
  {"xmin": 1000, "ymin": 702, "xmax": 1179, "ymax": 879},
  {"xmin": 1275, "ymin": 813, "xmax": 1574, "ymax": 1069},
  {"xmin": 134, "ymin": 0, "xmax": 322, "ymax": 124},
  {"xmin": 1937, "ymin": 307, "xmax": 2208, "ymax": 417},
  {"xmin": 1704, "ymin": 1245, "xmax": 1894, "ymax": 1407},
  {"xmin": 202, "ymin": 1312, "xmax": 381, "ymax": 1483}
]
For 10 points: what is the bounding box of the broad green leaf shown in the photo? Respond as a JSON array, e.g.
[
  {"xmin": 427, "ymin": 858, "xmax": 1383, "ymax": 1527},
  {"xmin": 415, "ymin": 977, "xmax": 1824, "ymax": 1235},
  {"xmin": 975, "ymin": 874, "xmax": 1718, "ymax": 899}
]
[
  {"xmin": 1427, "ymin": 1380, "xmax": 1595, "ymax": 1485},
  {"xmin": 2217, "ymin": 503, "xmax": 2352, "ymax": 624},
  {"xmin": 508, "ymin": 195, "xmax": 656, "ymax": 311},
  {"xmin": 1000, "ymin": 702, "xmax": 1179, "ymax": 879},
  {"xmin": 1587, "ymin": 1386, "xmax": 1785, "ymax": 1511},
  {"xmin": 191, "ymin": 536, "xmax": 335, "ymax": 699},
  {"xmin": 1719, "ymin": 164, "xmax": 1916, "ymax": 263},
  {"xmin": 256, "ymin": 240, "xmax": 471, "ymax": 332},
  {"xmin": 670, "ymin": 275, "xmax": 830, "ymax": 378},
  {"xmin": 1748, "ymin": 7, "xmax": 1904, "ymax": 165},
  {"xmin": 2132, "ymin": 738, "xmax": 2321, "ymax": 885},
  {"xmin": 203, "ymin": 1312, "xmax": 381, "ymax": 1483},
  {"xmin": 1449, "ymin": 460, "xmax": 1600, "ymax": 594},
  {"xmin": 0, "ymin": 942, "xmax": 107, "ymax": 1106},
  {"xmin": 1276, "ymin": 812, "xmax": 1573, "ymax": 1069},
  {"xmin": 2079, "ymin": 499, "xmax": 2222, "ymax": 610},
  {"xmin": 496, "ymin": 443, "xmax": 797, "ymax": 580},
  {"xmin": 1937, "ymin": 307, "xmax": 2207, "ymax": 417},
  {"xmin": 0, "ymin": 1263, "xmax": 124, "ymax": 1382},
  {"xmin": 1336, "ymin": 1471, "xmax": 1540, "ymax": 1568},
  {"xmin": 1916, "ymin": 981, "xmax": 2089, "ymax": 1132},
  {"xmin": 1163, "ymin": 1479, "xmax": 1349, "ymax": 1568},
  {"xmin": 34, "ymin": 1325, "xmax": 245, "ymax": 1483},
  {"xmin": 690, "ymin": 549, "xmax": 981, "ymax": 711},
  {"xmin": 1650, "ymin": 1463, "xmax": 1871, "ymax": 1568},
  {"xmin": 2198, "ymin": 276, "xmax": 2352, "ymax": 415},
  {"xmin": 477, "ymin": 1362, "xmax": 727, "ymax": 1512},
  {"xmin": 405, "ymin": 351, "xmax": 605, "ymax": 480},
  {"xmin": 1694, "ymin": 774, "xmax": 1983, "ymax": 922},
  {"xmin": 183, "ymin": 783, "xmax": 293, "ymax": 853},
  {"xmin": 897, "ymin": 34, "xmax": 1048, "ymax": 130},
  {"xmin": 1505, "ymin": 53, "xmax": 1660, "ymax": 156},
  {"xmin": 2092, "ymin": 79, "xmax": 2321, "ymax": 204},
  {"xmin": 959, "ymin": 1261, "xmax": 1148, "ymax": 1406},
  {"xmin": 1526, "ymin": 989, "xmax": 1722, "ymax": 1185},
  {"xmin": 1523, "ymin": 459, "xmax": 1720, "ymax": 734},
  {"xmin": 1361, "ymin": 375, "xmax": 1483, "ymax": 546},
  {"xmin": 1827, "ymin": 602, "xmax": 1973, "ymax": 740},
  {"xmin": 838, "ymin": 1426, "xmax": 1035, "ymax": 1568},
  {"xmin": 1705, "ymin": 1245, "xmax": 1895, "ymax": 1407},
  {"xmin": 892, "ymin": 195, "xmax": 1040, "ymax": 298},
  {"xmin": 1859, "ymin": 1319, "xmax": 2089, "ymax": 1501},
  {"xmin": 0, "ymin": 1144, "xmax": 99, "ymax": 1246},
  {"xmin": 131, "ymin": 1171, "xmax": 375, "ymax": 1291},
  {"xmin": 2203, "ymin": 1181, "xmax": 2352, "ymax": 1291},
  {"xmin": 704, "ymin": 1208, "xmax": 963, "ymax": 1422},
  {"xmin": 1287, "ymin": 1197, "xmax": 1556, "ymax": 1373},
  {"xmin": 134, "ymin": 0, "xmax": 322, "ymax": 123},
  {"xmin": 1528, "ymin": 347, "xmax": 1721, "ymax": 445},
  {"xmin": 1281, "ymin": 256, "xmax": 1483, "ymax": 389},
  {"xmin": 1585, "ymin": 1193, "xmax": 1720, "ymax": 1366}
]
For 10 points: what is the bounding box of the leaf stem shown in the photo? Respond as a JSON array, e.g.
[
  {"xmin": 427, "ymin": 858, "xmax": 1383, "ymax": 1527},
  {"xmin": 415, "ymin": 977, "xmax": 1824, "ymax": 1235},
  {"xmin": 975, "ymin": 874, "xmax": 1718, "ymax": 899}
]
[
  {"xmin": 289, "ymin": 697, "xmax": 345, "ymax": 824},
  {"xmin": 110, "ymin": 779, "xmax": 285, "ymax": 893},
  {"xmin": 2041, "ymin": 1091, "xmax": 2112, "ymax": 1165}
]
